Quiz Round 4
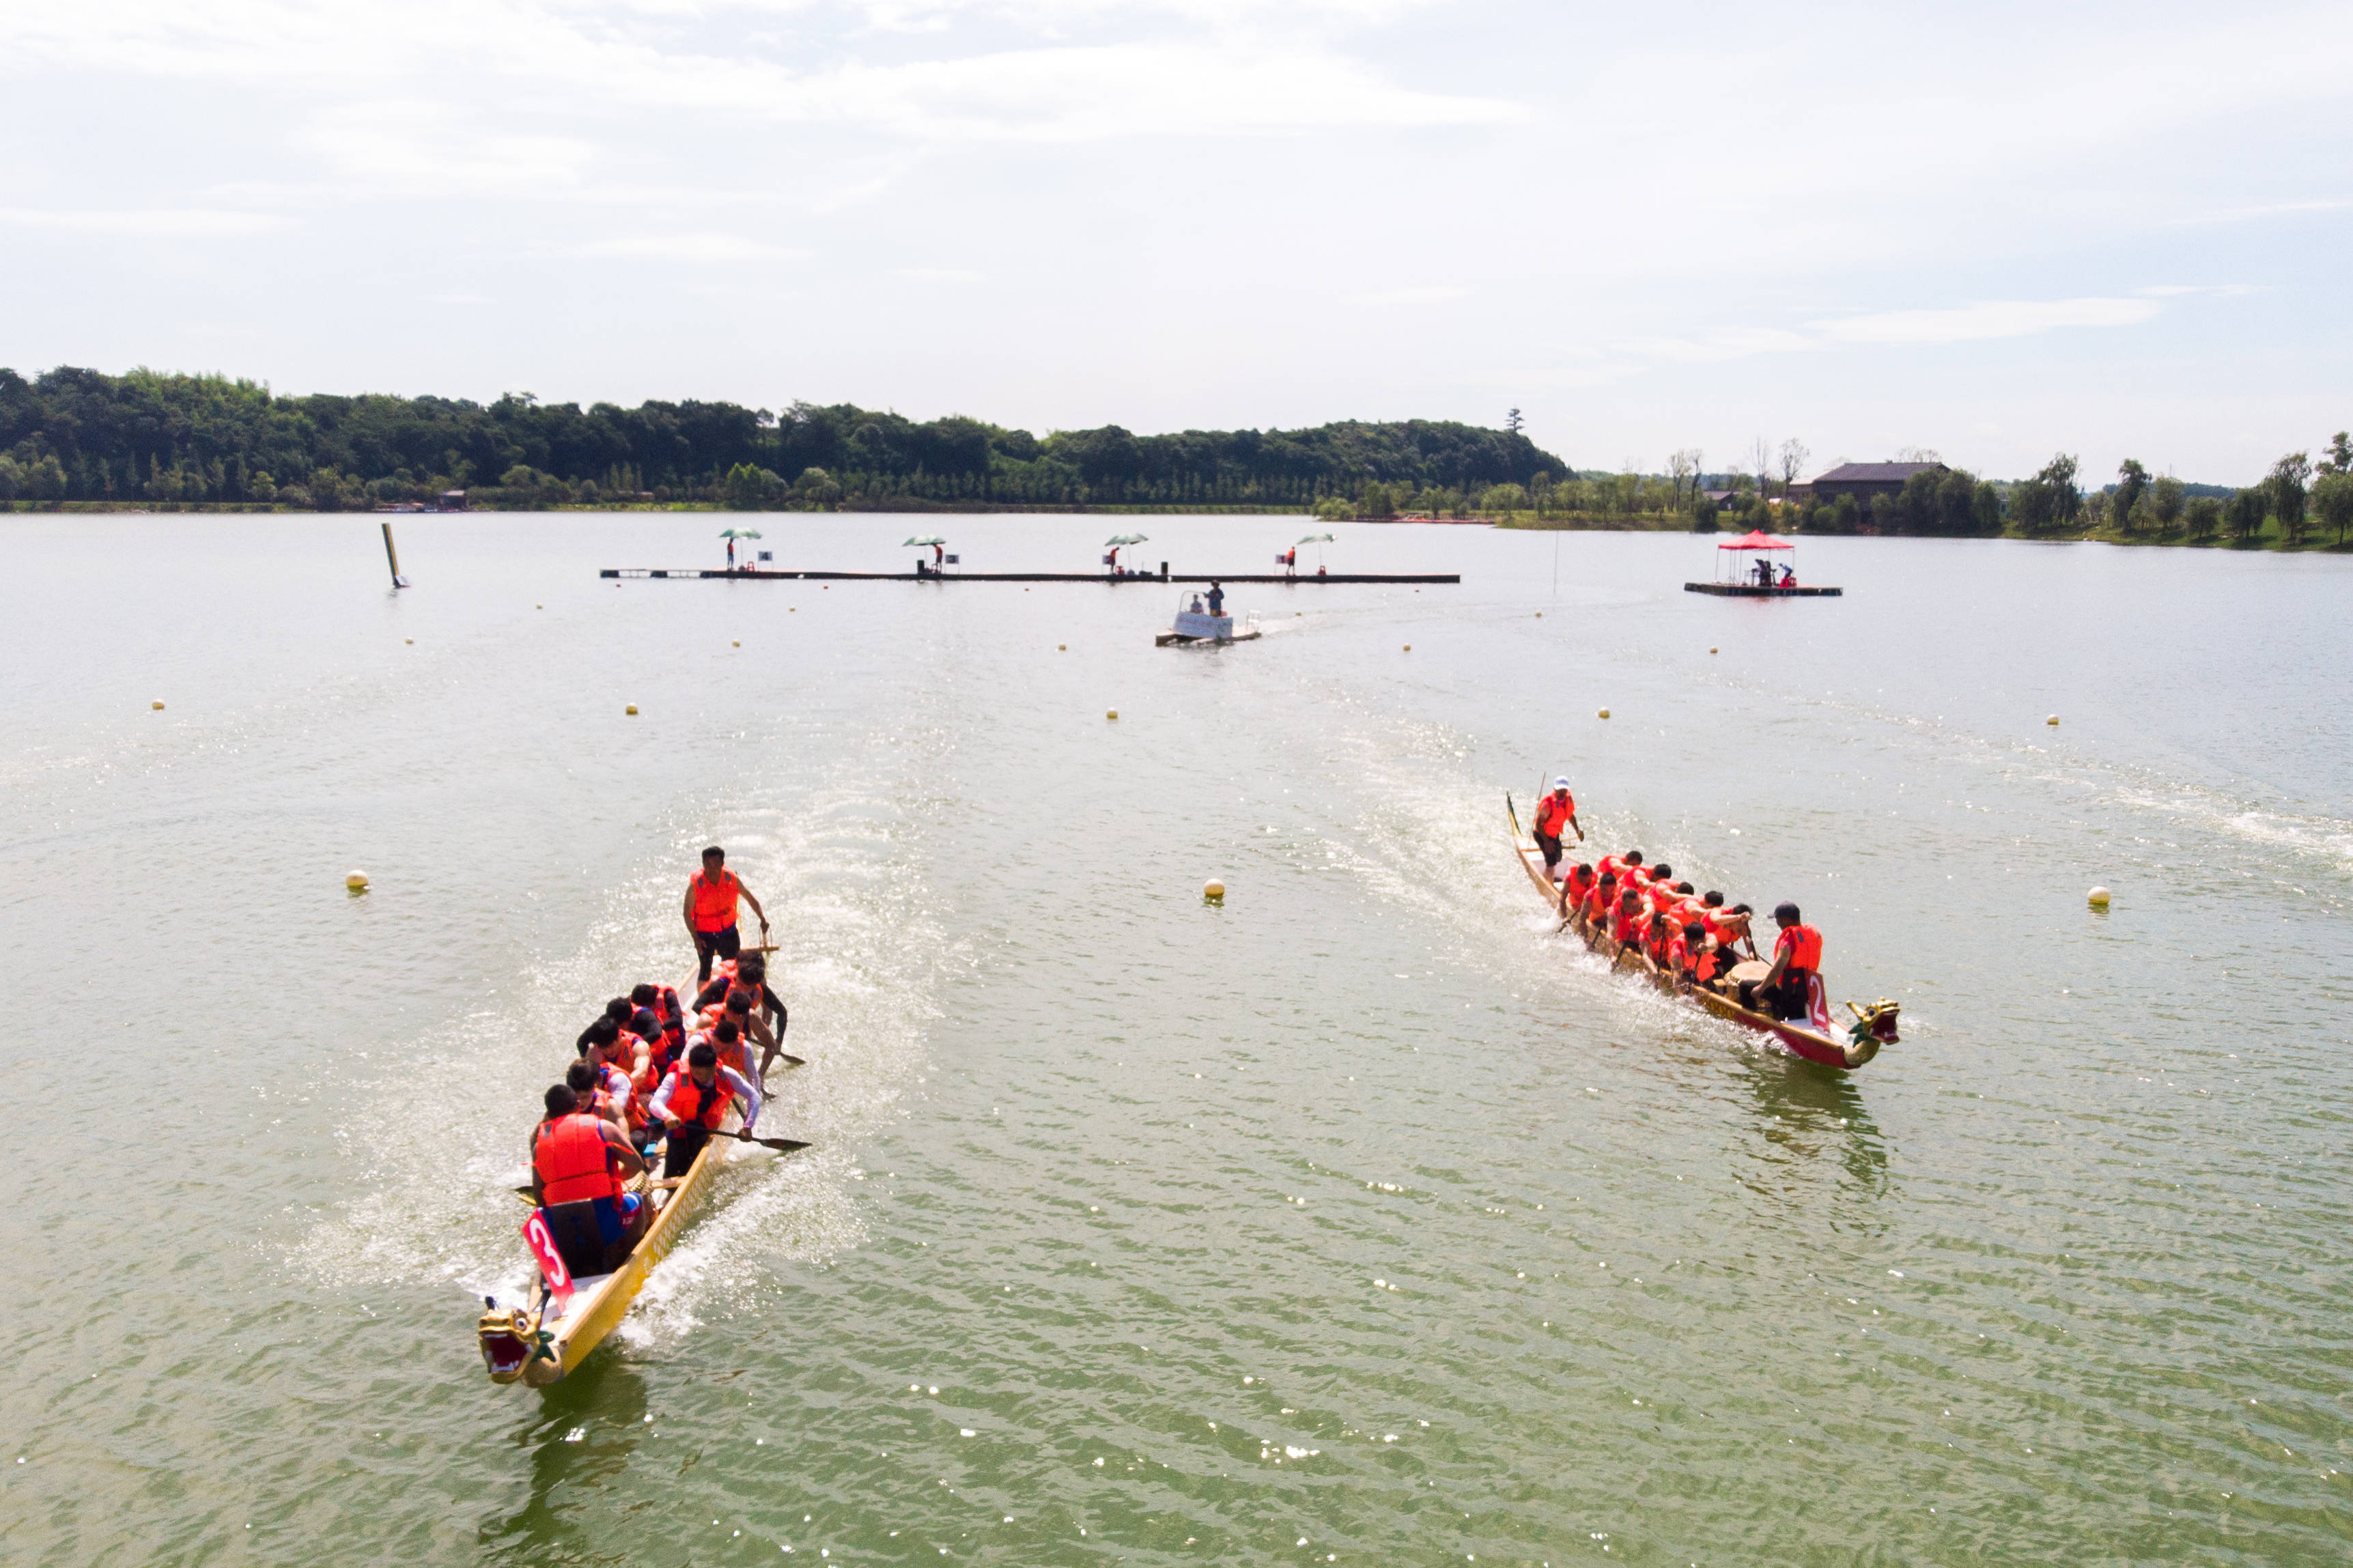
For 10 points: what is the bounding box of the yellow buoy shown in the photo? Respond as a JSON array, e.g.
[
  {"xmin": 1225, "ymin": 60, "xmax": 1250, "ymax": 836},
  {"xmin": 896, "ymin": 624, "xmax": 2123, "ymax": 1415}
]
[
  {"xmin": 2047, "ymin": 715, "xmax": 2060, "ymax": 726},
  {"xmin": 1403, "ymin": 644, "xmax": 1411, "ymax": 652},
  {"xmin": 732, "ymin": 640, "xmax": 740, "ymax": 646},
  {"xmin": 1058, "ymin": 644, "xmax": 1067, "ymax": 651},
  {"xmin": 151, "ymin": 700, "xmax": 165, "ymax": 711},
  {"xmin": 404, "ymin": 638, "xmax": 413, "ymax": 644},
  {"xmin": 1598, "ymin": 707, "xmax": 1611, "ymax": 719},
  {"xmin": 1106, "ymin": 709, "xmax": 1118, "ymax": 721},
  {"xmin": 536, "ymin": 604, "xmax": 543, "ymax": 610},
  {"xmin": 1710, "ymin": 647, "xmax": 1718, "ymax": 654},
  {"xmin": 1203, "ymin": 879, "xmax": 1225, "ymax": 903},
  {"xmin": 625, "ymin": 704, "xmax": 638, "ymax": 715},
  {"xmin": 346, "ymin": 870, "xmax": 369, "ymax": 893},
  {"xmin": 1535, "ymin": 612, "xmax": 1542, "ymax": 618},
  {"xmin": 2088, "ymin": 886, "xmax": 2111, "ymax": 908}
]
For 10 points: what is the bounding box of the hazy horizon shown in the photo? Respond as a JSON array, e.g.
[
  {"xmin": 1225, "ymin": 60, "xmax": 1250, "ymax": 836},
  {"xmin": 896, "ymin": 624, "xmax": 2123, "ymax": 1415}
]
[{"xmin": 5, "ymin": 1, "xmax": 2347, "ymax": 487}]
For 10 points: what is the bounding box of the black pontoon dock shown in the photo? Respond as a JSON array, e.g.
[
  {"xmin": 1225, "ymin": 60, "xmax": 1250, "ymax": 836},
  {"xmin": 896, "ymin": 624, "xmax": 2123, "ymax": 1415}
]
[
  {"xmin": 600, "ymin": 568, "xmax": 1459, "ymax": 584},
  {"xmin": 1683, "ymin": 582, "xmax": 1842, "ymax": 597}
]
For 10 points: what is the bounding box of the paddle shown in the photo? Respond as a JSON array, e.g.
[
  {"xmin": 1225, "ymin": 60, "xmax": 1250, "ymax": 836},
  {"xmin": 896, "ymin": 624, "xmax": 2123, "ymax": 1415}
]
[{"xmin": 730, "ymin": 1129, "xmax": 812, "ymax": 1154}]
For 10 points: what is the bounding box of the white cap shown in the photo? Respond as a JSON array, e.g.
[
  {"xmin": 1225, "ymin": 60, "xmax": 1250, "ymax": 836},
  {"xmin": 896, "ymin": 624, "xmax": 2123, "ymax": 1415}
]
[{"xmin": 1552, "ymin": 776, "xmax": 1570, "ymax": 790}]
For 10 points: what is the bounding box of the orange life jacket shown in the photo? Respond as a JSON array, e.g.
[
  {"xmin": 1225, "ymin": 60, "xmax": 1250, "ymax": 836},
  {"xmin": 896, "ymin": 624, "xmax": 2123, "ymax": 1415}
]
[
  {"xmin": 689, "ymin": 869, "xmax": 742, "ymax": 932},
  {"xmin": 535, "ymin": 1113, "xmax": 625, "ymax": 1206},
  {"xmin": 1596, "ymin": 855, "xmax": 1626, "ymax": 881},
  {"xmin": 1534, "ymin": 794, "xmax": 1574, "ymax": 838},
  {"xmin": 1777, "ymin": 923, "xmax": 1822, "ymax": 973},
  {"xmin": 1564, "ymin": 865, "xmax": 1596, "ymax": 904},
  {"xmin": 662, "ymin": 1066, "xmax": 733, "ymax": 1130},
  {"xmin": 591, "ymin": 1057, "xmax": 644, "ymax": 1129}
]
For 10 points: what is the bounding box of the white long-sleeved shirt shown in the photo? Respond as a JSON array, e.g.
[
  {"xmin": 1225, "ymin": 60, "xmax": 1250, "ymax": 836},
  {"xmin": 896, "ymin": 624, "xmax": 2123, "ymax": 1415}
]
[{"xmin": 646, "ymin": 1065, "xmax": 761, "ymax": 1133}]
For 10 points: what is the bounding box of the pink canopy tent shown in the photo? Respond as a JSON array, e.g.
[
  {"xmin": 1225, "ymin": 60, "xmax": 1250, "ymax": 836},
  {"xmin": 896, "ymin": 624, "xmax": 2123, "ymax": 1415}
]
[{"xmin": 1713, "ymin": 528, "xmax": 1799, "ymax": 586}]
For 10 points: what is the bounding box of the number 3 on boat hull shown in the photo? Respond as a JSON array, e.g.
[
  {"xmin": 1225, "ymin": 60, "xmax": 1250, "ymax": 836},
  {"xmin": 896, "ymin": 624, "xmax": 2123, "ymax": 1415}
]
[{"xmin": 1508, "ymin": 802, "xmax": 1898, "ymax": 1070}]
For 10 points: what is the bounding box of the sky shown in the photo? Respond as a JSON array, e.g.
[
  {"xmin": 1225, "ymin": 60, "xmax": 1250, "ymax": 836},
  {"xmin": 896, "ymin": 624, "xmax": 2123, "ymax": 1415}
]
[{"xmin": 2, "ymin": 0, "xmax": 2348, "ymax": 484}]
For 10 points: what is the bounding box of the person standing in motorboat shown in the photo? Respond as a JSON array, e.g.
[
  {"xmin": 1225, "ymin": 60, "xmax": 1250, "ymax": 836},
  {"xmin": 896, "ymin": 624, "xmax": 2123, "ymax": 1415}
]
[{"xmin": 1206, "ymin": 581, "xmax": 1225, "ymax": 616}]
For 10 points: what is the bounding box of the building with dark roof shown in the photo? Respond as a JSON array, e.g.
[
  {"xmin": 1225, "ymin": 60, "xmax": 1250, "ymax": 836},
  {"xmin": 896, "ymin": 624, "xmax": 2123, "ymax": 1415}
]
[{"xmin": 1800, "ymin": 461, "xmax": 1947, "ymax": 507}]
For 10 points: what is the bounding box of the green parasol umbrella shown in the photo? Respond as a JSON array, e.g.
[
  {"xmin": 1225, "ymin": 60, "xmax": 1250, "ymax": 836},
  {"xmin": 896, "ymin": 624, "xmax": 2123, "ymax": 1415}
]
[
  {"xmin": 718, "ymin": 527, "xmax": 764, "ymax": 539},
  {"xmin": 903, "ymin": 534, "xmax": 949, "ymax": 547},
  {"xmin": 1103, "ymin": 533, "xmax": 1150, "ymax": 546},
  {"xmin": 1295, "ymin": 532, "xmax": 1335, "ymax": 545}
]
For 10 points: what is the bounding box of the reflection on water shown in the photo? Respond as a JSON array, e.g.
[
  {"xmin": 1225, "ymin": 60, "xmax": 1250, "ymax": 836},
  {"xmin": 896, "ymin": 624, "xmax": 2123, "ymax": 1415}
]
[{"xmin": 481, "ymin": 1363, "xmax": 649, "ymax": 1560}]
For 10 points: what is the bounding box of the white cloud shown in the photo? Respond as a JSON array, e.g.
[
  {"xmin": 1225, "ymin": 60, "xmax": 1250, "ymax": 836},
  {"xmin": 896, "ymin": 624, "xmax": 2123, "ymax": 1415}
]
[
  {"xmin": 0, "ymin": 205, "xmax": 292, "ymax": 236},
  {"xmin": 1350, "ymin": 285, "xmax": 1468, "ymax": 307},
  {"xmin": 0, "ymin": 3, "xmax": 1517, "ymax": 145},
  {"xmin": 583, "ymin": 232, "xmax": 802, "ymax": 262},
  {"xmin": 1812, "ymin": 297, "xmax": 2164, "ymax": 346},
  {"xmin": 307, "ymin": 102, "xmax": 599, "ymax": 193}
]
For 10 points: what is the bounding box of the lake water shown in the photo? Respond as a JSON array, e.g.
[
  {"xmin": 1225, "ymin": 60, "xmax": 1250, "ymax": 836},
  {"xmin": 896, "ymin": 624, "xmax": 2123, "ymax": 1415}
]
[{"xmin": 4, "ymin": 513, "xmax": 2348, "ymax": 1566}]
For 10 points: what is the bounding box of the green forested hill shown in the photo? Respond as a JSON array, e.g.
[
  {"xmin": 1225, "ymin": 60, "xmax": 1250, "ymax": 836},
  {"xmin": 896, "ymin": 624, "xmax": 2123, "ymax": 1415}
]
[{"xmin": 0, "ymin": 367, "xmax": 1564, "ymax": 511}]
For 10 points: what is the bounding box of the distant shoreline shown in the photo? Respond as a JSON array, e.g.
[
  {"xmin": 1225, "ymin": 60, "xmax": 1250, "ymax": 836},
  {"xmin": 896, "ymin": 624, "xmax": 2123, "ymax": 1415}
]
[{"xmin": 5, "ymin": 497, "xmax": 2344, "ymax": 550}]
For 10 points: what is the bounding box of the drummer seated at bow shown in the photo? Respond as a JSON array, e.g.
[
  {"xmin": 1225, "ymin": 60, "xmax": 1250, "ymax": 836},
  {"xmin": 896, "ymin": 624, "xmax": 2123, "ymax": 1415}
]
[
  {"xmin": 647, "ymin": 1042, "xmax": 764, "ymax": 1180},
  {"xmin": 1743, "ymin": 902, "xmax": 1824, "ymax": 1021},
  {"xmin": 530, "ymin": 1082, "xmax": 649, "ymax": 1275}
]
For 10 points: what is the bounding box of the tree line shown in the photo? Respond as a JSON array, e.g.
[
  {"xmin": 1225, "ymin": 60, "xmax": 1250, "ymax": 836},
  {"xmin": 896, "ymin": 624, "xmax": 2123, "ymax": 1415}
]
[
  {"xmin": 0, "ymin": 366, "xmax": 1563, "ymax": 511},
  {"xmin": 1480, "ymin": 434, "xmax": 2353, "ymax": 547}
]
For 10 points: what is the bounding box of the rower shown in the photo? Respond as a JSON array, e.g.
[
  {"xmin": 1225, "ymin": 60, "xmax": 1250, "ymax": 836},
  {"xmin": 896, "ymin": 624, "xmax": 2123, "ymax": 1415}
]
[
  {"xmin": 694, "ymin": 958, "xmax": 788, "ymax": 1072},
  {"xmin": 1679, "ymin": 920, "xmax": 1724, "ymax": 990},
  {"xmin": 1581, "ymin": 869, "xmax": 1617, "ymax": 928},
  {"xmin": 1715, "ymin": 901, "xmax": 1760, "ymax": 961},
  {"xmin": 701, "ymin": 1017, "xmax": 757, "ymax": 1085},
  {"xmin": 1557, "ymin": 861, "xmax": 1596, "ymax": 920},
  {"xmin": 1206, "ymin": 581, "xmax": 1225, "ymax": 616},
  {"xmin": 1531, "ymin": 779, "xmax": 1585, "ymax": 881},
  {"xmin": 632, "ymin": 982, "xmax": 686, "ymax": 1045},
  {"xmin": 1611, "ymin": 888, "xmax": 1644, "ymax": 948},
  {"xmin": 529, "ymin": 1083, "xmax": 648, "ymax": 1274},
  {"xmin": 1663, "ymin": 917, "xmax": 1694, "ymax": 982},
  {"xmin": 576, "ymin": 996, "xmax": 634, "ymax": 1057},
  {"xmin": 1595, "ymin": 848, "xmax": 1644, "ymax": 886},
  {"xmin": 1747, "ymin": 902, "xmax": 1823, "ymax": 1021},
  {"xmin": 565, "ymin": 1058, "xmax": 631, "ymax": 1132},
  {"xmin": 684, "ymin": 846, "xmax": 768, "ymax": 985},
  {"xmin": 647, "ymin": 1041, "xmax": 764, "ymax": 1180}
]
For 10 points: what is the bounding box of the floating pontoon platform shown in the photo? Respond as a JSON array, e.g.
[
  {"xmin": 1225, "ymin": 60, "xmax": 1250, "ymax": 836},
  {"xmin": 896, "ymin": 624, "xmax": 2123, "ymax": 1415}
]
[
  {"xmin": 602, "ymin": 568, "xmax": 1456, "ymax": 584},
  {"xmin": 1682, "ymin": 582, "xmax": 1842, "ymax": 597}
]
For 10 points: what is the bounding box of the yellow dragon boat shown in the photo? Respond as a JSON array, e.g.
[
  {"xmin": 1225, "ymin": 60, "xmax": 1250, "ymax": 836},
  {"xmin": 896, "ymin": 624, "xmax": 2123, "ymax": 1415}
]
[{"xmin": 476, "ymin": 1124, "xmax": 733, "ymax": 1387}]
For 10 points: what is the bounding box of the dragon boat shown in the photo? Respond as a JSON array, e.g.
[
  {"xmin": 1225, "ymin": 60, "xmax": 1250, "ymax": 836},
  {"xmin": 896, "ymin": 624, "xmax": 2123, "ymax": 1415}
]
[
  {"xmin": 1508, "ymin": 799, "xmax": 1898, "ymax": 1070},
  {"xmin": 477, "ymin": 1122, "xmax": 734, "ymax": 1387}
]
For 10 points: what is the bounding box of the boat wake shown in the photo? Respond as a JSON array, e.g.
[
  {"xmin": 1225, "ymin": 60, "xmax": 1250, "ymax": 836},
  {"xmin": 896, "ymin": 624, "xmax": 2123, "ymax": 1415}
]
[{"xmin": 290, "ymin": 718, "xmax": 949, "ymax": 1343}]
